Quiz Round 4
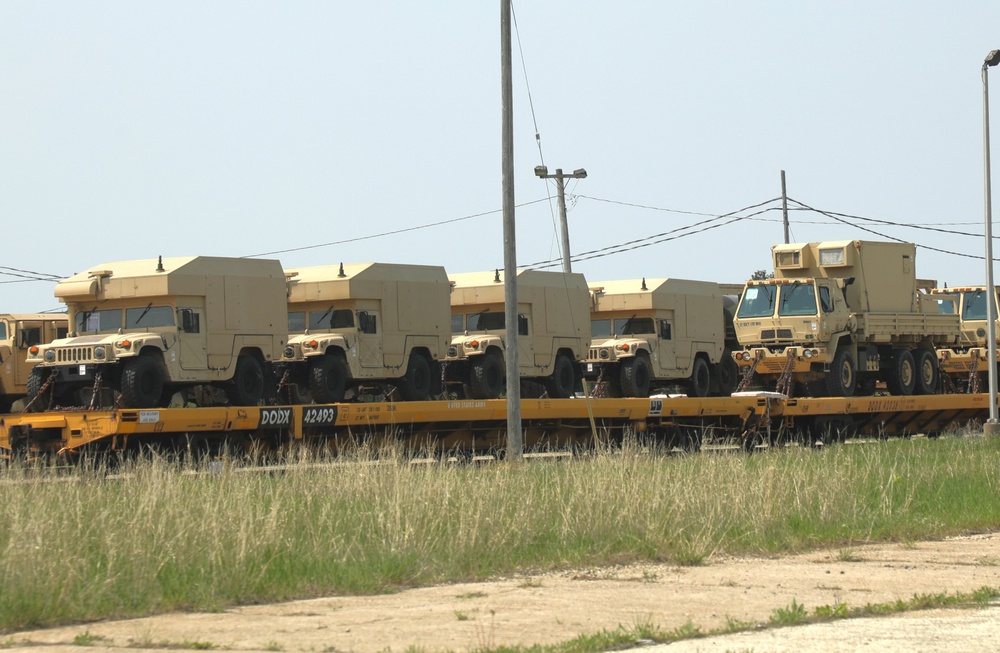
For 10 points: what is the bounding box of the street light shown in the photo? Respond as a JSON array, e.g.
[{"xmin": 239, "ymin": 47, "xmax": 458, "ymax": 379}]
[
  {"xmin": 983, "ymin": 49, "xmax": 1000, "ymax": 433},
  {"xmin": 535, "ymin": 166, "xmax": 588, "ymax": 273}
]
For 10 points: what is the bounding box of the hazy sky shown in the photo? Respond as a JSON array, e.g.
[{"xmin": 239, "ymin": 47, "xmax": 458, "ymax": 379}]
[{"xmin": 2, "ymin": 2, "xmax": 1000, "ymax": 312}]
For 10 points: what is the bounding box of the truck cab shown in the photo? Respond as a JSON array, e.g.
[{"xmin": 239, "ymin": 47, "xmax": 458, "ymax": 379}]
[{"xmin": 0, "ymin": 314, "xmax": 68, "ymax": 412}]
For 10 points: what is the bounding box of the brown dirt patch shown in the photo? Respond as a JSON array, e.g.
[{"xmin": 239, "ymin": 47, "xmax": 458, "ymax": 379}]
[{"xmin": 6, "ymin": 533, "xmax": 1000, "ymax": 652}]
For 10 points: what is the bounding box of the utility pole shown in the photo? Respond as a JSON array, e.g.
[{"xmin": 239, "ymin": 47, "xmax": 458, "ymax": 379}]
[
  {"xmin": 535, "ymin": 166, "xmax": 588, "ymax": 273},
  {"xmin": 500, "ymin": 0, "xmax": 522, "ymax": 459},
  {"xmin": 780, "ymin": 170, "xmax": 790, "ymax": 244}
]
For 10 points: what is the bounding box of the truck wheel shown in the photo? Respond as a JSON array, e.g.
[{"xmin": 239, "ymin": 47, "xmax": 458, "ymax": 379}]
[
  {"xmin": 121, "ymin": 356, "xmax": 166, "ymax": 408},
  {"xmin": 885, "ymin": 349, "xmax": 916, "ymax": 396},
  {"xmin": 825, "ymin": 348, "xmax": 857, "ymax": 397},
  {"xmin": 687, "ymin": 357, "xmax": 711, "ymax": 398},
  {"xmin": 469, "ymin": 352, "xmax": 504, "ymax": 399},
  {"xmin": 914, "ymin": 348, "xmax": 939, "ymax": 395},
  {"xmin": 226, "ymin": 355, "xmax": 264, "ymax": 406},
  {"xmin": 545, "ymin": 353, "xmax": 576, "ymax": 398},
  {"xmin": 619, "ymin": 356, "xmax": 651, "ymax": 397},
  {"xmin": 309, "ymin": 355, "xmax": 347, "ymax": 404},
  {"xmin": 716, "ymin": 352, "xmax": 740, "ymax": 396},
  {"xmin": 398, "ymin": 353, "xmax": 432, "ymax": 401}
]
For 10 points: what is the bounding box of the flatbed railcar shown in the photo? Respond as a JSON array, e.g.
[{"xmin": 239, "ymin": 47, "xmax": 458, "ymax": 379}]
[{"xmin": 0, "ymin": 393, "xmax": 991, "ymax": 460}]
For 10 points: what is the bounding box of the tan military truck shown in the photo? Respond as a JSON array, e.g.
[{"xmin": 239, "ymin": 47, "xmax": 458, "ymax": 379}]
[
  {"xmin": 930, "ymin": 285, "xmax": 1000, "ymax": 391},
  {"xmin": 445, "ymin": 269, "xmax": 590, "ymax": 399},
  {"xmin": 25, "ymin": 256, "xmax": 287, "ymax": 410},
  {"xmin": 0, "ymin": 314, "xmax": 67, "ymax": 412},
  {"xmin": 585, "ymin": 278, "xmax": 740, "ymax": 397},
  {"xmin": 277, "ymin": 262, "xmax": 451, "ymax": 403},
  {"xmin": 732, "ymin": 240, "xmax": 960, "ymax": 397}
]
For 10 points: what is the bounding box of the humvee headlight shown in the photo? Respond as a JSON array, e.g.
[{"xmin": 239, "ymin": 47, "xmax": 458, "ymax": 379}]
[
  {"xmin": 447, "ymin": 346, "xmax": 458, "ymax": 356},
  {"xmin": 118, "ymin": 339, "xmax": 132, "ymax": 349},
  {"xmin": 599, "ymin": 349, "xmax": 610, "ymax": 360},
  {"xmin": 803, "ymin": 349, "xmax": 813, "ymax": 359},
  {"xmin": 467, "ymin": 340, "xmax": 480, "ymax": 349},
  {"xmin": 283, "ymin": 346, "xmax": 294, "ymax": 358},
  {"xmin": 94, "ymin": 346, "xmax": 107, "ymax": 360},
  {"xmin": 29, "ymin": 346, "xmax": 39, "ymax": 355},
  {"xmin": 304, "ymin": 340, "xmax": 318, "ymax": 349},
  {"xmin": 616, "ymin": 343, "xmax": 630, "ymax": 352},
  {"xmin": 44, "ymin": 350, "xmax": 56, "ymax": 362},
  {"xmin": 735, "ymin": 352, "xmax": 748, "ymax": 361}
]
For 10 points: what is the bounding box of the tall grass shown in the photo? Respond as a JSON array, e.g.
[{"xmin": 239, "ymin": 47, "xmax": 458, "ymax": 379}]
[{"xmin": 2, "ymin": 436, "xmax": 1000, "ymax": 631}]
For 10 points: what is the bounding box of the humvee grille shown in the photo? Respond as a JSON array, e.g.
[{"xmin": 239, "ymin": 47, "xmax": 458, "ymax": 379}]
[{"xmin": 56, "ymin": 347, "xmax": 94, "ymax": 363}]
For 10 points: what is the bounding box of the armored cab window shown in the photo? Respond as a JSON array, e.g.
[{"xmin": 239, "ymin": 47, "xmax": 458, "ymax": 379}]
[
  {"xmin": 737, "ymin": 286, "xmax": 776, "ymax": 318},
  {"xmin": 76, "ymin": 308, "xmax": 123, "ymax": 334},
  {"xmin": 518, "ymin": 313, "xmax": 529, "ymax": 336},
  {"xmin": 358, "ymin": 311, "xmax": 377, "ymax": 334},
  {"xmin": 963, "ymin": 290, "xmax": 988, "ymax": 321},
  {"xmin": 777, "ymin": 283, "xmax": 818, "ymax": 317},
  {"xmin": 451, "ymin": 314, "xmax": 464, "ymax": 333},
  {"xmin": 288, "ymin": 311, "xmax": 306, "ymax": 332},
  {"xmin": 478, "ymin": 312, "xmax": 505, "ymax": 331},
  {"xmin": 659, "ymin": 319, "xmax": 672, "ymax": 340},
  {"xmin": 0, "ymin": 323, "xmax": 6, "ymax": 340},
  {"xmin": 330, "ymin": 309, "xmax": 354, "ymax": 329},
  {"xmin": 591, "ymin": 319, "xmax": 612, "ymax": 338},
  {"xmin": 56, "ymin": 326, "xmax": 68, "ymax": 339},
  {"xmin": 20, "ymin": 327, "xmax": 41, "ymax": 347},
  {"xmin": 819, "ymin": 286, "xmax": 834, "ymax": 313},
  {"xmin": 178, "ymin": 309, "xmax": 200, "ymax": 333},
  {"xmin": 614, "ymin": 317, "xmax": 655, "ymax": 336},
  {"xmin": 126, "ymin": 305, "xmax": 175, "ymax": 329}
]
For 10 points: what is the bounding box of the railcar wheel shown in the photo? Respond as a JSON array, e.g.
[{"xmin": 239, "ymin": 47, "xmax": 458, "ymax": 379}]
[{"xmin": 619, "ymin": 355, "xmax": 652, "ymax": 397}]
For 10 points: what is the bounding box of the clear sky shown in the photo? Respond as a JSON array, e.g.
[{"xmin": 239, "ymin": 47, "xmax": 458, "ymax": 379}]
[{"xmin": 2, "ymin": 2, "xmax": 999, "ymax": 313}]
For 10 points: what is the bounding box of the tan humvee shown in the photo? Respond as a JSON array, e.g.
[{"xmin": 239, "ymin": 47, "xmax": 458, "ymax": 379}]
[
  {"xmin": 930, "ymin": 285, "xmax": 1000, "ymax": 390},
  {"xmin": 732, "ymin": 240, "xmax": 960, "ymax": 397},
  {"xmin": 26, "ymin": 256, "xmax": 287, "ymax": 409},
  {"xmin": 0, "ymin": 314, "xmax": 67, "ymax": 412},
  {"xmin": 278, "ymin": 262, "xmax": 451, "ymax": 403},
  {"xmin": 584, "ymin": 278, "xmax": 739, "ymax": 397},
  {"xmin": 444, "ymin": 269, "xmax": 590, "ymax": 399}
]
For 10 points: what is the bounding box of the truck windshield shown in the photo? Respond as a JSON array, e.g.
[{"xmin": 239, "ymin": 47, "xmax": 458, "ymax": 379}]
[
  {"xmin": 288, "ymin": 311, "xmax": 306, "ymax": 331},
  {"xmin": 310, "ymin": 308, "xmax": 354, "ymax": 330},
  {"xmin": 778, "ymin": 283, "xmax": 818, "ymax": 317},
  {"xmin": 467, "ymin": 311, "xmax": 504, "ymax": 331},
  {"xmin": 615, "ymin": 317, "xmax": 656, "ymax": 335},
  {"xmin": 75, "ymin": 308, "xmax": 123, "ymax": 334},
  {"xmin": 126, "ymin": 305, "xmax": 175, "ymax": 328},
  {"xmin": 591, "ymin": 319, "xmax": 611, "ymax": 338},
  {"xmin": 737, "ymin": 285, "xmax": 776, "ymax": 318},
  {"xmin": 963, "ymin": 290, "xmax": 989, "ymax": 320}
]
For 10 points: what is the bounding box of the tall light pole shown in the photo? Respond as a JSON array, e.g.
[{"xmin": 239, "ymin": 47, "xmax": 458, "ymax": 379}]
[
  {"xmin": 534, "ymin": 166, "xmax": 587, "ymax": 273},
  {"xmin": 983, "ymin": 48, "xmax": 1000, "ymax": 432}
]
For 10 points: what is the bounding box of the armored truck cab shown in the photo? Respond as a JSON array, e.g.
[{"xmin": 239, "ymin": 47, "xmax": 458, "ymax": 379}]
[
  {"xmin": 26, "ymin": 256, "xmax": 287, "ymax": 409},
  {"xmin": 733, "ymin": 240, "xmax": 960, "ymax": 397},
  {"xmin": 930, "ymin": 285, "xmax": 1000, "ymax": 390},
  {"xmin": 0, "ymin": 314, "xmax": 67, "ymax": 412},
  {"xmin": 585, "ymin": 278, "xmax": 739, "ymax": 397},
  {"xmin": 278, "ymin": 262, "xmax": 451, "ymax": 403},
  {"xmin": 445, "ymin": 269, "xmax": 590, "ymax": 399}
]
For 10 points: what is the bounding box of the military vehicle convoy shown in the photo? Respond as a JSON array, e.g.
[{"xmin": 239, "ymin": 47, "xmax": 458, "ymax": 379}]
[
  {"xmin": 0, "ymin": 314, "xmax": 67, "ymax": 412},
  {"xmin": 278, "ymin": 262, "xmax": 451, "ymax": 403},
  {"xmin": 733, "ymin": 240, "xmax": 960, "ymax": 397},
  {"xmin": 25, "ymin": 256, "xmax": 287, "ymax": 410},
  {"xmin": 584, "ymin": 278, "xmax": 740, "ymax": 397},
  {"xmin": 444, "ymin": 269, "xmax": 590, "ymax": 399},
  {"xmin": 930, "ymin": 285, "xmax": 1000, "ymax": 391}
]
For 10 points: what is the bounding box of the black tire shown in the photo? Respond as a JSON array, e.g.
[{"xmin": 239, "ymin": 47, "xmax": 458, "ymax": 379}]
[
  {"xmin": 469, "ymin": 351, "xmax": 504, "ymax": 399},
  {"xmin": 398, "ymin": 352, "xmax": 433, "ymax": 401},
  {"xmin": 885, "ymin": 349, "xmax": 916, "ymax": 396},
  {"xmin": 121, "ymin": 356, "xmax": 166, "ymax": 408},
  {"xmin": 716, "ymin": 352, "xmax": 740, "ymax": 397},
  {"xmin": 856, "ymin": 377, "xmax": 877, "ymax": 396},
  {"xmin": 545, "ymin": 353, "xmax": 576, "ymax": 398},
  {"xmin": 688, "ymin": 357, "xmax": 711, "ymax": 398},
  {"xmin": 309, "ymin": 355, "xmax": 347, "ymax": 404},
  {"xmin": 226, "ymin": 354, "xmax": 264, "ymax": 406},
  {"xmin": 619, "ymin": 355, "xmax": 652, "ymax": 397},
  {"xmin": 825, "ymin": 348, "xmax": 857, "ymax": 397},
  {"xmin": 25, "ymin": 367, "xmax": 48, "ymax": 412},
  {"xmin": 914, "ymin": 348, "xmax": 939, "ymax": 395}
]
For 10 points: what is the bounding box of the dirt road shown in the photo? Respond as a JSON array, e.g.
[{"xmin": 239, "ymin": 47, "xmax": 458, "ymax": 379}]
[{"xmin": 5, "ymin": 533, "xmax": 1000, "ymax": 652}]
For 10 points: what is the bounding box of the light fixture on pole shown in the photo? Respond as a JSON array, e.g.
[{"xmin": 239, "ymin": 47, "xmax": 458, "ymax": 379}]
[
  {"xmin": 534, "ymin": 166, "xmax": 588, "ymax": 273},
  {"xmin": 983, "ymin": 48, "xmax": 1000, "ymax": 432}
]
